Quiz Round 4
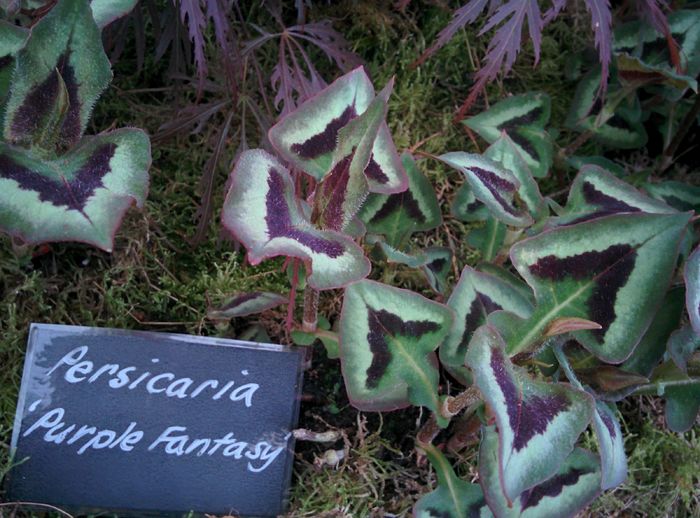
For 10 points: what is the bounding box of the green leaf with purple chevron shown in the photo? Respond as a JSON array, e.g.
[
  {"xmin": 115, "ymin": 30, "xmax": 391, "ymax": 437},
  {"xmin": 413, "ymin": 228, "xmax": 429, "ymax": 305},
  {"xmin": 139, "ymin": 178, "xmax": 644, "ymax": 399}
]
[
  {"xmin": 414, "ymin": 442, "xmax": 491, "ymax": 518},
  {"xmin": 466, "ymin": 326, "xmax": 594, "ymax": 501},
  {"xmin": 360, "ymin": 152, "xmax": 441, "ymax": 248},
  {"xmin": 591, "ymin": 401, "xmax": 627, "ymax": 490},
  {"xmin": 685, "ymin": 245, "xmax": 700, "ymax": 335},
  {"xmin": 441, "ymin": 267, "xmax": 533, "ymax": 385},
  {"xmin": 0, "ymin": 129, "xmax": 149, "ymax": 251},
  {"xmin": 3, "ymin": 0, "xmax": 112, "ymax": 150},
  {"xmin": 548, "ymin": 166, "xmax": 676, "ymax": 228},
  {"xmin": 419, "ymin": 247, "xmax": 451, "ymax": 295},
  {"xmin": 614, "ymin": 10, "xmax": 700, "ymax": 101},
  {"xmin": 622, "ymin": 286, "xmax": 685, "ymax": 377},
  {"xmin": 506, "ymin": 212, "xmax": 690, "ymax": 361},
  {"xmin": 643, "ymin": 181, "xmax": 700, "ymax": 213},
  {"xmin": 221, "ymin": 150, "xmax": 370, "ymax": 290},
  {"xmin": 476, "ymin": 263, "xmax": 535, "ymax": 307},
  {"xmin": 616, "ymin": 53, "xmax": 697, "ymax": 92},
  {"xmin": 462, "ymin": 93, "xmax": 552, "ymax": 177},
  {"xmin": 479, "ymin": 425, "xmax": 601, "ymax": 516},
  {"xmin": 207, "ymin": 292, "xmax": 288, "ymax": 320},
  {"xmin": 311, "ymin": 84, "xmax": 390, "ymax": 232},
  {"xmin": 565, "ymin": 70, "xmax": 647, "ymax": 149},
  {"xmin": 268, "ymin": 67, "xmax": 407, "ymax": 193},
  {"xmin": 484, "ymin": 133, "xmax": 547, "ymax": 221},
  {"xmin": 467, "ymin": 217, "xmax": 506, "ymax": 262},
  {"xmin": 567, "ymin": 156, "xmax": 626, "ymax": 178},
  {"xmin": 338, "ymin": 280, "xmax": 453, "ymax": 420},
  {"xmin": 451, "ymin": 182, "xmax": 489, "ymax": 222},
  {"xmin": 438, "ymin": 153, "xmax": 532, "ymax": 227},
  {"xmin": 552, "ymin": 345, "xmax": 628, "ymax": 490}
]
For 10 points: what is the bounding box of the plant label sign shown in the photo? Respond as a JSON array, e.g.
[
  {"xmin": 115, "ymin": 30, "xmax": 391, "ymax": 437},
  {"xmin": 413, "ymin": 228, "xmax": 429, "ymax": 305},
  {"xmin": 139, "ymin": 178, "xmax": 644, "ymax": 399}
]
[{"xmin": 7, "ymin": 324, "xmax": 304, "ymax": 516}]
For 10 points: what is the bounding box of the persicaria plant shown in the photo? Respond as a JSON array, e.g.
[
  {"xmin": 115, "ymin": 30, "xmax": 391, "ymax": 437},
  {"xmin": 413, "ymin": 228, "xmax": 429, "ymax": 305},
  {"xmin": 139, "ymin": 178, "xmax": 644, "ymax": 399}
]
[{"xmin": 220, "ymin": 47, "xmax": 700, "ymax": 514}]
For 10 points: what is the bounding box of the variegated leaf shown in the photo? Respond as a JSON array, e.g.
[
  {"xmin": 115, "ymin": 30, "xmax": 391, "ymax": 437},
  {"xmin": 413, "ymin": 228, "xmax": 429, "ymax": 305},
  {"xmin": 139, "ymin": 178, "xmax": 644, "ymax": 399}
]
[
  {"xmin": 451, "ymin": 182, "xmax": 489, "ymax": 222},
  {"xmin": 360, "ymin": 152, "xmax": 441, "ymax": 248},
  {"xmin": 507, "ymin": 212, "xmax": 691, "ymax": 361},
  {"xmin": 207, "ymin": 292, "xmax": 287, "ymax": 320},
  {"xmin": 466, "ymin": 325, "xmax": 594, "ymax": 501},
  {"xmin": 567, "ymin": 155, "xmax": 626, "ymax": 178},
  {"xmin": 421, "ymin": 247, "xmax": 452, "ymax": 295},
  {"xmin": 616, "ymin": 53, "xmax": 697, "ymax": 92},
  {"xmin": 462, "ymin": 93, "xmax": 552, "ymax": 177},
  {"xmin": 268, "ymin": 67, "xmax": 407, "ymax": 193},
  {"xmin": 551, "ymin": 165, "xmax": 675, "ymax": 226},
  {"xmin": 414, "ymin": 442, "xmax": 491, "ymax": 518},
  {"xmin": 339, "ymin": 280, "xmax": 453, "ymax": 419},
  {"xmin": 476, "ymin": 263, "xmax": 536, "ymax": 307},
  {"xmin": 311, "ymin": 84, "xmax": 390, "ymax": 232},
  {"xmin": 622, "ymin": 286, "xmax": 686, "ymax": 377},
  {"xmin": 614, "ymin": 10, "xmax": 700, "ymax": 99},
  {"xmin": 685, "ymin": 245, "xmax": 700, "ymax": 335},
  {"xmin": 3, "ymin": 0, "xmax": 112, "ymax": 149},
  {"xmin": 467, "ymin": 217, "xmax": 506, "ymax": 262},
  {"xmin": 552, "ymin": 344, "xmax": 628, "ymax": 490},
  {"xmin": 441, "ymin": 266, "xmax": 533, "ymax": 385},
  {"xmin": 369, "ymin": 240, "xmax": 452, "ymax": 295},
  {"xmin": 644, "ymin": 181, "xmax": 700, "ymax": 212},
  {"xmin": 438, "ymin": 153, "xmax": 532, "ymax": 227},
  {"xmin": 90, "ymin": 0, "xmax": 139, "ymax": 29},
  {"xmin": 484, "ymin": 133, "xmax": 547, "ymax": 221},
  {"xmin": 479, "ymin": 425, "xmax": 601, "ymax": 517},
  {"xmin": 221, "ymin": 150, "xmax": 370, "ymax": 290},
  {"xmin": 0, "ymin": 129, "xmax": 150, "ymax": 251},
  {"xmin": 566, "ymin": 70, "xmax": 647, "ymax": 149}
]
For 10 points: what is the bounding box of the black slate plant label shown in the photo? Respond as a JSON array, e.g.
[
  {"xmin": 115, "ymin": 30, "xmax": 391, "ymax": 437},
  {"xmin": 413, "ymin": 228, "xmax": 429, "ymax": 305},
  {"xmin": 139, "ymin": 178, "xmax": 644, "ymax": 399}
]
[{"xmin": 7, "ymin": 324, "xmax": 304, "ymax": 517}]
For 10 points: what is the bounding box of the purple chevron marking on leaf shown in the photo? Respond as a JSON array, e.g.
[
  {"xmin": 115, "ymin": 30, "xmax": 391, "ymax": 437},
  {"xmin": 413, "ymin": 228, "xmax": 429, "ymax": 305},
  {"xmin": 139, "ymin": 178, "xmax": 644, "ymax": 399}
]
[
  {"xmin": 313, "ymin": 154, "xmax": 353, "ymax": 231},
  {"xmin": 531, "ymin": 244, "xmax": 636, "ymax": 335},
  {"xmin": 461, "ymin": 294, "xmax": 502, "ymax": 355},
  {"xmin": 507, "ymin": 130, "xmax": 539, "ymax": 160},
  {"xmin": 427, "ymin": 257, "xmax": 447, "ymax": 274},
  {"xmin": 469, "ymin": 166, "xmax": 519, "ymax": 216},
  {"xmin": 491, "ymin": 346, "xmax": 570, "ymax": 450},
  {"xmin": 264, "ymin": 168, "xmax": 345, "ymax": 258},
  {"xmin": 582, "ymin": 182, "xmax": 641, "ymax": 213},
  {"xmin": 0, "ymin": 56, "xmax": 12, "ymax": 69},
  {"xmin": 365, "ymin": 155, "xmax": 390, "ymax": 184},
  {"xmin": 366, "ymin": 307, "xmax": 440, "ymax": 389},
  {"xmin": 291, "ymin": 105, "xmax": 357, "ymax": 159},
  {"xmin": 599, "ymin": 410, "xmax": 616, "ymax": 438},
  {"xmin": 11, "ymin": 63, "xmax": 61, "ymax": 140},
  {"xmin": 0, "ymin": 143, "xmax": 116, "ymax": 210},
  {"xmin": 219, "ymin": 292, "xmax": 260, "ymax": 310},
  {"xmin": 520, "ymin": 469, "xmax": 587, "ymax": 510},
  {"xmin": 369, "ymin": 190, "xmax": 425, "ymax": 225},
  {"xmin": 497, "ymin": 106, "xmax": 544, "ymax": 131},
  {"xmin": 56, "ymin": 53, "xmax": 81, "ymax": 146}
]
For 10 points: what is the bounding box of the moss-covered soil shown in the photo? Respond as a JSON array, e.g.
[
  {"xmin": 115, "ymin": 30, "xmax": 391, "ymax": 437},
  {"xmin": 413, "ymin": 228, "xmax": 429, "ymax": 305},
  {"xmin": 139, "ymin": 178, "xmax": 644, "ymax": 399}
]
[{"xmin": 1, "ymin": 2, "xmax": 699, "ymax": 517}]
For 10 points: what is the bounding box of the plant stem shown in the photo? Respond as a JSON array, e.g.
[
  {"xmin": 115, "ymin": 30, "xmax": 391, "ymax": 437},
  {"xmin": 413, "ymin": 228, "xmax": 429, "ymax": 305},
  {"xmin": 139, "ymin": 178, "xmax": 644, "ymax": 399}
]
[
  {"xmin": 631, "ymin": 377, "xmax": 700, "ymax": 395},
  {"xmin": 660, "ymin": 92, "xmax": 700, "ymax": 173},
  {"xmin": 441, "ymin": 386, "xmax": 481, "ymax": 418},
  {"xmin": 302, "ymin": 287, "xmax": 319, "ymax": 333}
]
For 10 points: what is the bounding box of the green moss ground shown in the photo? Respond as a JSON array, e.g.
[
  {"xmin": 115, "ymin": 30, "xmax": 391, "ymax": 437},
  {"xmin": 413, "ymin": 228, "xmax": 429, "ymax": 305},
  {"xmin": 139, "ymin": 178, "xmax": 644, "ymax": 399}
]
[{"xmin": 1, "ymin": 2, "xmax": 699, "ymax": 516}]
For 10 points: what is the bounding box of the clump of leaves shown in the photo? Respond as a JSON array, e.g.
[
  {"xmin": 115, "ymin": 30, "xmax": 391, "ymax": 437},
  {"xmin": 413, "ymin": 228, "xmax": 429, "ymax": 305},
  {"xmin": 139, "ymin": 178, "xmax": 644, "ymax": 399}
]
[
  {"xmin": 218, "ymin": 54, "xmax": 699, "ymax": 515},
  {"xmin": 413, "ymin": 0, "xmax": 674, "ymax": 120},
  {"xmin": 0, "ymin": 0, "xmax": 149, "ymax": 252}
]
